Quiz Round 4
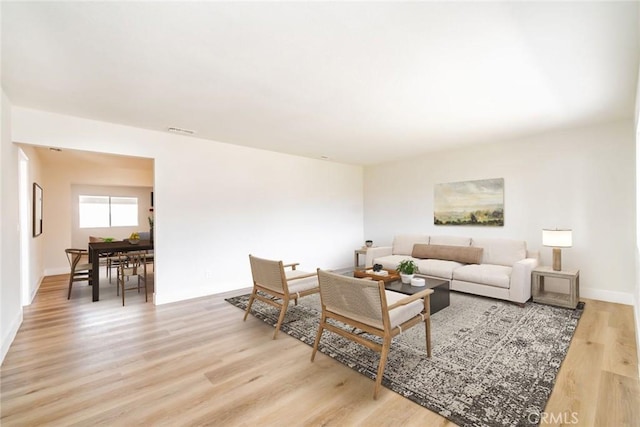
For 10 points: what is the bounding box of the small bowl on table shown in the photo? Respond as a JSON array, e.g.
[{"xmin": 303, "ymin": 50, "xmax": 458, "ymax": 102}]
[{"xmin": 128, "ymin": 239, "xmax": 140, "ymax": 245}]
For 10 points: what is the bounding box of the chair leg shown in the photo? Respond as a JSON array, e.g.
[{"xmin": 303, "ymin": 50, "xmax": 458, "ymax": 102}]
[
  {"xmin": 243, "ymin": 289, "xmax": 257, "ymax": 321},
  {"xmin": 140, "ymin": 275, "xmax": 148, "ymax": 302},
  {"xmin": 425, "ymin": 316, "xmax": 432, "ymax": 357},
  {"xmin": 67, "ymin": 276, "xmax": 73, "ymax": 299},
  {"xmin": 374, "ymin": 337, "xmax": 391, "ymax": 400},
  {"xmin": 311, "ymin": 314, "xmax": 326, "ymax": 362},
  {"xmin": 143, "ymin": 261, "xmax": 148, "ymax": 302},
  {"xmin": 120, "ymin": 276, "xmax": 125, "ymax": 306},
  {"xmin": 273, "ymin": 298, "xmax": 289, "ymax": 340}
]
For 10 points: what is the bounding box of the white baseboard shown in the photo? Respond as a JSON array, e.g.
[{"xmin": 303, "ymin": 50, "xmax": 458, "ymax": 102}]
[
  {"xmin": 28, "ymin": 275, "xmax": 44, "ymax": 304},
  {"xmin": 44, "ymin": 266, "xmax": 70, "ymax": 276},
  {"xmin": 581, "ymin": 287, "xmax": 634, "ymax": 305},
  {"xmin": 1, "ymin": 308, "xmax": 23, "ymax": 364}
]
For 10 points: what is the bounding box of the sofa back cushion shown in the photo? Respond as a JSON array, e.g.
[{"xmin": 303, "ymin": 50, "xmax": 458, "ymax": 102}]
[
  {"xmin": 429, "ymin": 235, "xmax": 471, "ymax": 247},
  {"xmin": 471, "ymin": 237, "xmax": 527, "ymax": 266},
  {"xmin": 412, "ymin": 244, "xmax": 483, "ymax": 264},
  {"xmin": 392, "ymin": 234, "xmax": 429, "ymax": 255}
]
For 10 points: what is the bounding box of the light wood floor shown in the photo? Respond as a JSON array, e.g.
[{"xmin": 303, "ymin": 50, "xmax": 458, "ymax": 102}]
[{"xmin": 1, "ymin": 274, "xmax": 639, "ymax": 426}]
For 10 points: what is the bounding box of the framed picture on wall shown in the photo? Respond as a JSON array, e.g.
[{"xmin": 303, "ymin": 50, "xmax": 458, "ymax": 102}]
[
  {"xmin": 434, "ymin": 178, "xmax": 504, "ymax": 226},
  {"xmin": 33, "ymin": 182, "xmax": 43, "ymax": 237}
]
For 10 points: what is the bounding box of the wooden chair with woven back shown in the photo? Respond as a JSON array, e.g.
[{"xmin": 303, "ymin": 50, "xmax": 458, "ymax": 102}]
[
  {"xmin": 245, "ymin": 254, "xmax": 319, "ymax": 339},
  {"xmin": 117, "ymin": 251, "xmax": 148, "ymax": 306},
  {"xmin": 311, "ymin": 269, "xmax": 433, "ymax": 399},
  {"xmin": 65, "ymin": 248, "xmax": 93, "ymax": 299}
]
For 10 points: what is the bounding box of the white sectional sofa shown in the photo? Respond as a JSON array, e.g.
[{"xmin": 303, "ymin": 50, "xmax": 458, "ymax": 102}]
[{"xmin": 364, "ymin": 234, "xmax": 539, "ymax": 305}]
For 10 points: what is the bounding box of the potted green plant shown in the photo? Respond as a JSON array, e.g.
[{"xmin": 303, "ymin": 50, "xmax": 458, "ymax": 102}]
[{"xmin": 396, "ymin": 259, "xmax": 419, "ymax": 284}]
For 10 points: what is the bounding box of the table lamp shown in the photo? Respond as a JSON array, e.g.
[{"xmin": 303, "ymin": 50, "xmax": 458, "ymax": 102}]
[{"xmin": 542, "ymin": 228, "xmax": 572, "ymax": 271}]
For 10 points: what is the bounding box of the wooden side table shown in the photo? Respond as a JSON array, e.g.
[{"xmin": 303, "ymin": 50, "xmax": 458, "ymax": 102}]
[
  {"xmin": 354, "ymin": 248, "xmax": 367, "ymax": 270},
  {"xmin": 532, "ymin": 266, "xmax": 580, "ymax": 309}
]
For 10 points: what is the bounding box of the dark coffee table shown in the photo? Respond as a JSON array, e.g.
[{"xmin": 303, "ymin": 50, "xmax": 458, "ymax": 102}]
[{"xmin": 384, "ymin": 275, "xmax": 450, "ymax": 315}]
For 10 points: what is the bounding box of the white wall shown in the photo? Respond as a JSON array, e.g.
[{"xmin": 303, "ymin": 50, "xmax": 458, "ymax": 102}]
[
  {"xmin": 18, "ymin": 145, "xmax": 45, "ymax": 301},
  {"xmin": 1, "ymin": 90, "xmax": 22, "ymax": 361},
  {"xmin": 11, "ymin": 107, "xmax": 364, "ymax": 304},
  {"xmin": 635, "ymin": 119, "xmax": 640, "ymax": 377},
  {"xmin": 364, "ymin": 120, "xmax": 636, "ymax": 303},
  {"xmin": 634, "ymin": 62, "xmax": 640, "ymax": 378}
]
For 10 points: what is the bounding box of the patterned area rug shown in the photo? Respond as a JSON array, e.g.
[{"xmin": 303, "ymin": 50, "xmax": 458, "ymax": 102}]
[{"xmin": 226, "ymin": 291, "xmax": 584, "ymax": 427}]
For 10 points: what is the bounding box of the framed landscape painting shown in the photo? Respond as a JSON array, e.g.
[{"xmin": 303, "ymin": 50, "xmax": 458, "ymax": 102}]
[{"xmin": 434, "ymin": 178, "xmax": 504, "ymax": 226}]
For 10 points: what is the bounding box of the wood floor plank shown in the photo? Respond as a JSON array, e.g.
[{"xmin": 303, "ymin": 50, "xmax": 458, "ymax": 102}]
[
  {"xmin": 594, "ymin": 371, "xmax": 640, "ymax": 427},
  {"xmin": 543, "ymin": 337, "xmax": 604, "ymax": 426},
  {"xmin": 1, "ymin": 277, "xmax": 639, "ymax": 426}
]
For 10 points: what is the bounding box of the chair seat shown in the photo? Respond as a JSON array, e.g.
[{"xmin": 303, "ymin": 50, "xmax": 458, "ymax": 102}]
[
  {"xmin": 287, "ymin": 274, "xmax": 318, "ymax": 294},
  {"xmin": 66, "ymin": 248, "xmax": 93, "ymax": 300},
  {"xmin": 75, "ymin": 263, "xmax": 93, "ymax": 271},
  {"xmin": 117, "ymin": 251, "xmax": 148, "ymax": 306},
  {"xmin": 384, "ymin": 290, "xmax": 425, "ymax": 328},
  {"xmin": 285, "ymin": 269, "xmax": 312, "ymax": 280},
  {"xmin": 330, "ymin": 290, "xmax": 423, "ymax": 330}
]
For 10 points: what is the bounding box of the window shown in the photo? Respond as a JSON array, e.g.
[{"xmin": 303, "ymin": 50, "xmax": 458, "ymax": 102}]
[
  {"xmin": 110, "ymin": 197, "xmax": 138, "ymax": 226},
  {"xmin": 79, "ymin": 195, "xmax": 138, "ymax": 228}
]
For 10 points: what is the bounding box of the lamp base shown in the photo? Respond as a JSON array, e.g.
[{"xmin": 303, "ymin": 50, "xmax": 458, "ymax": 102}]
[{"xmin": 552, "ymin": 248, "xmax": 562, "ymax": 271}]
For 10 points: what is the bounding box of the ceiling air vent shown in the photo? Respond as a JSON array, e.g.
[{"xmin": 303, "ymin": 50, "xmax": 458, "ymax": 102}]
[{"xmin": 167, "ymin": 127, "xmax": 196, "ymax": 135}]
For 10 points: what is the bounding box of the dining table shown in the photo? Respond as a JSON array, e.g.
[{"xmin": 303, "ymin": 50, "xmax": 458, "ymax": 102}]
[{"xmin": 88, "ymin": 239, "xmax": 154, "ymax": 302}]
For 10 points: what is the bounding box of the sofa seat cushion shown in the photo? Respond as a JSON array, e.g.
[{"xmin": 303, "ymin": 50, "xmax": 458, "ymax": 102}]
[
  {"xmin": 453, "ymin": 264, "xmax": 512, "ymax": 289},
  {"xmin": 372, "ymin": 255, "xmax": 413, "ymax": 271},
  {"xmin": 415, "ymin": 259, "xmax": 463, "ymax": 280}
]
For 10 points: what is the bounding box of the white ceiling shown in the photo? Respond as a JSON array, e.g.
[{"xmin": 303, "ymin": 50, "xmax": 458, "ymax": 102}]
[{"xmin": 2, "ymin": 2, "xmax": 638, "ymax": 165}]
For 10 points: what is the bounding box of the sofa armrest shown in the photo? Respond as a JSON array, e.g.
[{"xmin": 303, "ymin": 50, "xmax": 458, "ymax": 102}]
[
  {"xmin": 365, "ymin": 246, "xmax": 392, "ymax": 267},
  {"xmin": 509, "ymin": 257, "xmax": 539, "ymax": 303},
  {"xmin": 526, "ymin": 250, "xmax": 540, "ymax": 261}
]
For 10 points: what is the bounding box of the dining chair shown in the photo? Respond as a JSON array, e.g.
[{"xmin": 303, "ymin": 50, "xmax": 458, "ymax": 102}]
[
  {"xmin": 245, "ymin": 254, "xmax": 319, "ymax": 339},
  {"xmin": 117, "ymin": 251, "xmax": 148, "ymax": 306},
  {"xmin": 65, "ymin": 248, "xmax": 93, "ymax": 299},
  {"xmin": 136, "ymin": 231, "xmax": 154, "ymax": 266},
  {"xmin": 311, "ymin": 269, "xmax": 433, "ymax": 399}
]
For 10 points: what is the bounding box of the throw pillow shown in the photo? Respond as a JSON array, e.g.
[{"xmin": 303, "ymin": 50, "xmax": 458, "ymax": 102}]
[{"xmin": 412, "ymin": 244, "xmax": 483, "ymax": 264}]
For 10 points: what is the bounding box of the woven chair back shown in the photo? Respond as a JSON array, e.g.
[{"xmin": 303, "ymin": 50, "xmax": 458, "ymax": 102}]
[
  {"xmin": 317, "ymin": 270, "xmax": 384, "ymax": 325},
  {"xmin": 120, "ymin": 251, "xmax": 146, "ymax": 276},
  {"xmin": 249, "ymin": 255, "xmax": 286, "ymax": 294},
  {"xmin": 65, "ymin": 248, "xmax": 86, "ymax": 272}
]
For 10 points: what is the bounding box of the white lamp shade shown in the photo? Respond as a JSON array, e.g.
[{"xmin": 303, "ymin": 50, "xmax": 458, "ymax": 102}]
[{"xmin": 542, "ymin": 229, "xmax": 572, "ymax": 247}]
